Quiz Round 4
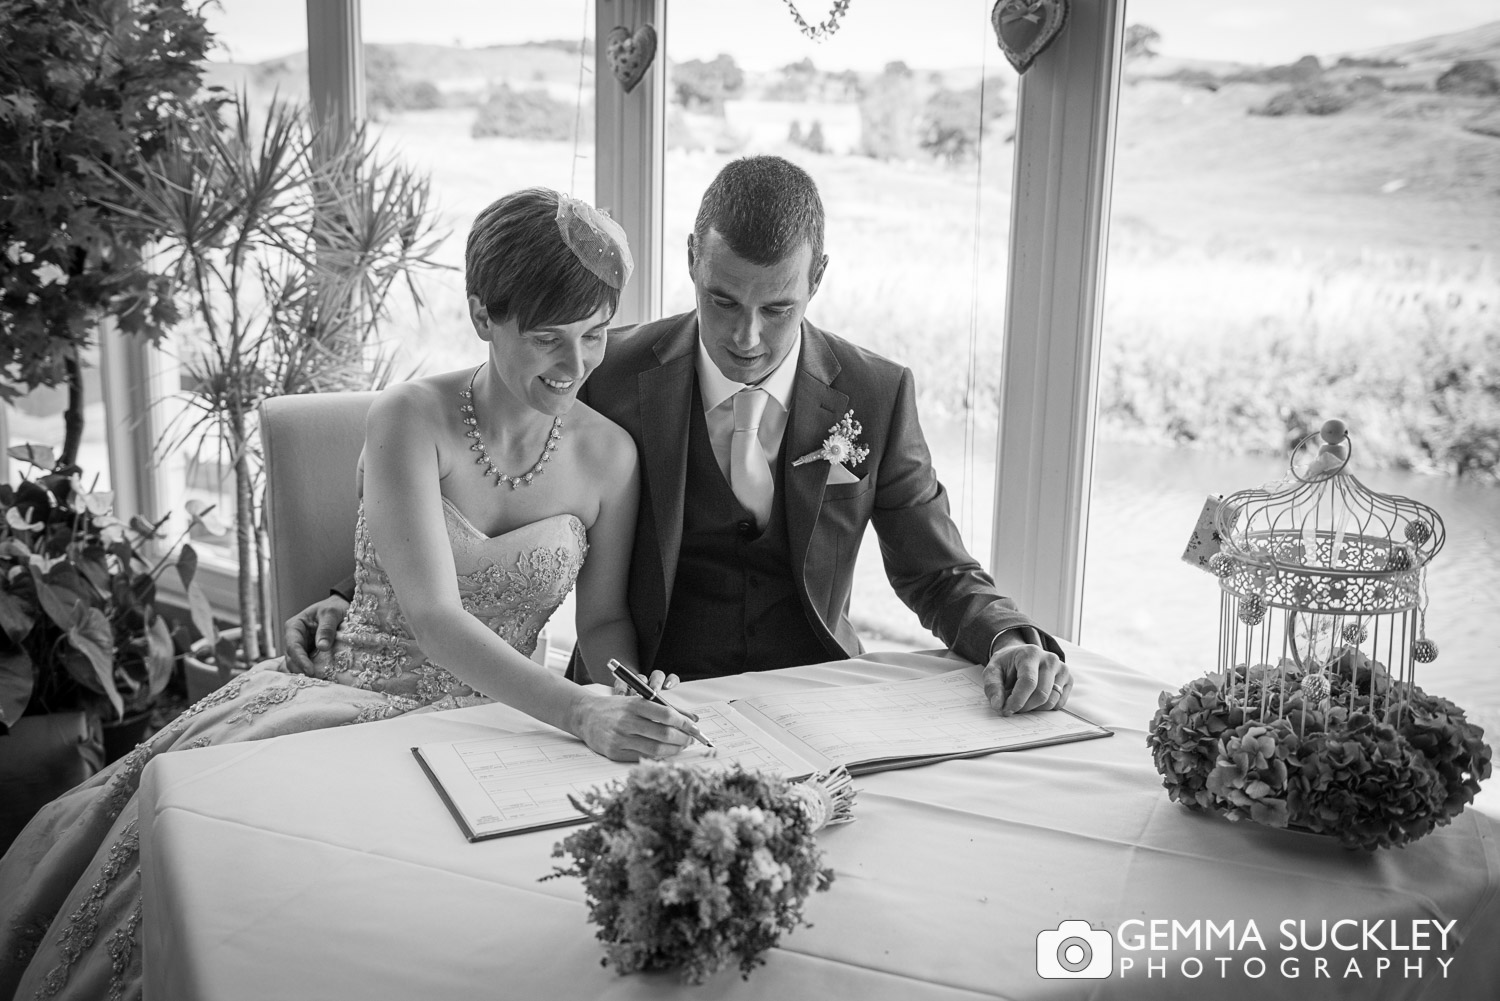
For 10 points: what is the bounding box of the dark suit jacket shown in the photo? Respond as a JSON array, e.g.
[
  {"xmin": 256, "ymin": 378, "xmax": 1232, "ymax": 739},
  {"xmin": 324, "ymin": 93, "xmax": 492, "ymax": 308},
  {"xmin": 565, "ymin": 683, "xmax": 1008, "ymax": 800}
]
[{"xmin": 576, "ymin": 310, "xmax": 1062, "ymax": 676}]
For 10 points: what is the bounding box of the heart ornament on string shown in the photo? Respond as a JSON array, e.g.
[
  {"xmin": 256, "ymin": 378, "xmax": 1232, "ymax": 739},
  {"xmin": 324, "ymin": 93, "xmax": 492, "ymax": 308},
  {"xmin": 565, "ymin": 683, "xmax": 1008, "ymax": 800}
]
[
  {"xmin": 606, "ymin": 24, "xmax": 657, "ymax": 94},
  {"xmin": 990, "ymin": 0, "xmax": 1069, "ymax": 74}
]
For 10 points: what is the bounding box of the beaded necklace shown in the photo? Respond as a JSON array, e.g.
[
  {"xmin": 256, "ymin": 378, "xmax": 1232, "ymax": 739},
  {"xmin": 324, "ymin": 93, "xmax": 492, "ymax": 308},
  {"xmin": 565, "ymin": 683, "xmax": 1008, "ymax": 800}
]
[{"xmin": 459, "ymin": 366, "xmax": 563, "ymax": 489}]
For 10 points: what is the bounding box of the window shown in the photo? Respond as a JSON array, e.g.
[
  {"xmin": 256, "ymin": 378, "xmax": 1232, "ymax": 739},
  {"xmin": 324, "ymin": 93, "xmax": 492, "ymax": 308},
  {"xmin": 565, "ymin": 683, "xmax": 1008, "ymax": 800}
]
[
  {"xmin": 663, "ymin": 0, "xmax": 1016, "ymax": 649},
  {"xmin": 360, "ymin": 0, "xmax": 598, "ymax": 376},
  {"xmin": 1082, "ymin": 1, "xmax": 1500, "ymax": 708},
  {"xmin": 2, "ymin": 346, "xmax": 109, "ymax": 490}
]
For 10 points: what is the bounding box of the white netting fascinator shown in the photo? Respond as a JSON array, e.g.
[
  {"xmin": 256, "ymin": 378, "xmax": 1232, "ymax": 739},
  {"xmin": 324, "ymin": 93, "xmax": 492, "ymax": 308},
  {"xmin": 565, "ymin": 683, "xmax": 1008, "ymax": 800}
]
[{"xmin": 556, "ymin": 194, "xmax": 634, "ymax": 291}]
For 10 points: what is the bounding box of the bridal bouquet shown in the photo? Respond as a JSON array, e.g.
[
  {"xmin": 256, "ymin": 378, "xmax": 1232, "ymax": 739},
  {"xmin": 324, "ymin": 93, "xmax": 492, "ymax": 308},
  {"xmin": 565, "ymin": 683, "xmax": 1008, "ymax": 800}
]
[
  {"xmin": 546, "ymin": 761, "xmax": 852, "ymax": 984},
  {"xmin": 1148, "ymin": 650, "xmax": 1491, "ymax": 851}
]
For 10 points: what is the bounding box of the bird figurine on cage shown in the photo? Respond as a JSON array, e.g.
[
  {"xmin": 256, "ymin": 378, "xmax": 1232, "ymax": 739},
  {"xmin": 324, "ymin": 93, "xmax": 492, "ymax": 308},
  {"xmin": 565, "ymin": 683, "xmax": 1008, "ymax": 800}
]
[{"xmin": 1149, "ymin": 419, "xmax": 1490, "ymax": 851}]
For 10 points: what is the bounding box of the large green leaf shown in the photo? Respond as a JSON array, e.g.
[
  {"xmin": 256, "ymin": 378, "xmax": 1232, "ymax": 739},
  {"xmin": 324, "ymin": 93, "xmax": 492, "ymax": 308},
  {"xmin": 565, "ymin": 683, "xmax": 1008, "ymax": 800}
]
[
  {"xmin": 0, "ymin": 646, "xmax": 34, "ymax": 733},
  {"xmin": 6, "ymin": 443, "xmax": 56, "ymax": 469},
  {"xmin": 30, "ymin": 566, "xmax": 84, "ymax": 631},
  {"xmin": 0, "ymin": 587, "xmax": 36, "ymax": 641},
  {"xmin": 176, "ymin": 545, "xmax": 218, "ymax": 647},
  {"xmin": 145, "ymin": 613, "xmax": 175, "ymax": 699},
  {"xmin": 65, "ymin": 606, "xmax": 122, "ymax": 720}
]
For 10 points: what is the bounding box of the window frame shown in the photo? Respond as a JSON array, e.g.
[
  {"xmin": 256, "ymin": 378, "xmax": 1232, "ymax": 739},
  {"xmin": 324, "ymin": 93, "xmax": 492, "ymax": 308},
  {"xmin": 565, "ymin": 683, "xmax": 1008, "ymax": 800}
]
[
  {"xmin": 994, "ymin": 0, "xmax": 1124, "ymax": 643},
  {"xmin": 95, "ymin": 0, "xmax": 1126, "ymax": 639}
]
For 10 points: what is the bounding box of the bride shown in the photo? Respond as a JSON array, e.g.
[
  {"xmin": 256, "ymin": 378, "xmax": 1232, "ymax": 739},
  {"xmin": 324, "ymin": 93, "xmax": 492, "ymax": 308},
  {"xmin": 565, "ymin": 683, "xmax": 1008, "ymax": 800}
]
[{"xmin": 0, "ymin": 188, "xmax": 702, "ymax": 1000}]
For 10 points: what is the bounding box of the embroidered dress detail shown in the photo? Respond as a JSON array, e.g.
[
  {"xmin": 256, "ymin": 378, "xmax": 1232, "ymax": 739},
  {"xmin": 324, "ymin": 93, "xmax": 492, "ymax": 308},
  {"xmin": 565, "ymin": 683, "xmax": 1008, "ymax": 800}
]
[
  {"xmin": 34, "ymin": 822, "xmax": 140, "ymax": 998},
  {"xmin": 104, "ymin": 903, "xmax": 141, "ymax": 1001},
  {"xmin": 223, "ymin": 674, "xmax": 327, "ymax": 725},
  {"xmin": 311, "ymin": 501, "xmax": 587, "ymax": 706}
]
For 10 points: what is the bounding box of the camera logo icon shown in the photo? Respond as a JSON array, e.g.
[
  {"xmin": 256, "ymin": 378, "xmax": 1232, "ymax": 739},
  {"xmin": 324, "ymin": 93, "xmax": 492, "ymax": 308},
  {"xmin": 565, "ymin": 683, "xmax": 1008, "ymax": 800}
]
[{"xmin": 1036, "ymin": 920, "xmax": 1113, "ymax": 979}]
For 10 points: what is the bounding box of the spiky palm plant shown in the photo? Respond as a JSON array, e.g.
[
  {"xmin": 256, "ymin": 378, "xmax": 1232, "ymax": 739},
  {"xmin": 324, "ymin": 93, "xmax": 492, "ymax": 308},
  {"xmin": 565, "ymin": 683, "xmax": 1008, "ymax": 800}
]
[{"xmin": 108, "ymin": 95, "xmax": 446, "ymax": 665}]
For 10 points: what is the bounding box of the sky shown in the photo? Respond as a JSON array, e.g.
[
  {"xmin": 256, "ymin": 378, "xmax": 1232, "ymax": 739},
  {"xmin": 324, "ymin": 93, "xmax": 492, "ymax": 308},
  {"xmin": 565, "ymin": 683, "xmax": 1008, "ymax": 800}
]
[{"xmin": 206, "ymin": 0, "xmax": 1498, "ymax": 70}]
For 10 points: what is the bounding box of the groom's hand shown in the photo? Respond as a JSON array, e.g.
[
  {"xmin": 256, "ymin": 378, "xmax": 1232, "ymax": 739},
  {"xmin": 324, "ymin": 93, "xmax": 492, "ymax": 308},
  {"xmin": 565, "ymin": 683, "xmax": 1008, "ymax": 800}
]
[
  {"xmin": 284, "ymin": 594, "xmax": 351, "ymax": 674},
  {"xmin": 982, "ymin": 633, "xmax": 1071, "ymax": 716}
]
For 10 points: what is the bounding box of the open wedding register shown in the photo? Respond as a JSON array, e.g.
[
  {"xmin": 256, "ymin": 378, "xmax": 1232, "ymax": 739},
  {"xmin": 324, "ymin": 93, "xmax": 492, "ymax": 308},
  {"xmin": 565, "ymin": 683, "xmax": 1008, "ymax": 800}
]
[{"xmin": 412, "ymin": 664, "xmax": 1112, "ymax": 841}]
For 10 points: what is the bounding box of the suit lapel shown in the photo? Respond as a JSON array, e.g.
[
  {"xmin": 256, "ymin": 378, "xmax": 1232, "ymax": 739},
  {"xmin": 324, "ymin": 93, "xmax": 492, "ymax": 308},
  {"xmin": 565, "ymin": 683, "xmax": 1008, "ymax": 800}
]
[
  {"xmin": 785, "ymin": 323, "xmax": 848, "ymax": 578},
  {"xmin": 638, "ymin": 314, "xmax": 698, "ymax": 606}
]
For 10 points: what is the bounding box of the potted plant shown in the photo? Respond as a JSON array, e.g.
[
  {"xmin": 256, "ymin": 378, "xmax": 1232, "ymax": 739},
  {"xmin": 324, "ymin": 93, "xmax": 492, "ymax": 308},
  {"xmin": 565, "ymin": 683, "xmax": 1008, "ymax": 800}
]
[
  {"xmin": 0, "ymin": 443, "xmax": 213, "ymax": 849},
  {"xmin": 0, "ymin": 0, "xmax": 219, "ymax": 462},
  {"xmin": 107, "ymin": 94, "xmax": 445, "ymax": 675}
]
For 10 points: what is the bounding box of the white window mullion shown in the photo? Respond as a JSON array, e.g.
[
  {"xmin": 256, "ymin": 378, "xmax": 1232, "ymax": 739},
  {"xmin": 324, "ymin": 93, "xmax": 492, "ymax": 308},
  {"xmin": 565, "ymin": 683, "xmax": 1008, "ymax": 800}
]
[
  {"xmin": 98, "ymin": 319, "xmax": 164, "ymax": 527},
  {"xmin": 306, "ymin": 0, "xmax": 366, "ymax": 131},
  {"xmin": 992, "ymin": 0, "xmax": 1124, "ymax": 643},
  {"xmin": 594, "ymin": 0, "xmax": 665, "ymax": 327}
]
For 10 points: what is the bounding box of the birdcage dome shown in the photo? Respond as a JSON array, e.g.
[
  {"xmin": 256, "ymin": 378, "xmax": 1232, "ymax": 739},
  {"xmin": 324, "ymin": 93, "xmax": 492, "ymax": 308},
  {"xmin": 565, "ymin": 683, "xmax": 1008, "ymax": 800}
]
[{"xmin": 1210, "ymin": 419, "xmax": 1446, "ymax": 618}]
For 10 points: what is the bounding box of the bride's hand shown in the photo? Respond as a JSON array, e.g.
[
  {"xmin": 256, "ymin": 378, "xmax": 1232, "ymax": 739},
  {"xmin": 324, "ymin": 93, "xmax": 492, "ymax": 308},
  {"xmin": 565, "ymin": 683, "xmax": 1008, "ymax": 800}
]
[
  {"xmin": 575, "ymin": 692, "xmax": 696, "ymax": 762},
  {"xmin": 609, "ymin": 668, "xmax": 681, "ymax": 697}
]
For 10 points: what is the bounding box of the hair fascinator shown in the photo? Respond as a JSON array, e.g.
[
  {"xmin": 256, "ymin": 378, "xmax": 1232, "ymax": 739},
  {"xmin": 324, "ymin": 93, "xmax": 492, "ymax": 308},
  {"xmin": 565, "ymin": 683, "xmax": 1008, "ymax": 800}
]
[{"xmin": 556, "ymin": 194, "xmax": 634, "ymax": 290}]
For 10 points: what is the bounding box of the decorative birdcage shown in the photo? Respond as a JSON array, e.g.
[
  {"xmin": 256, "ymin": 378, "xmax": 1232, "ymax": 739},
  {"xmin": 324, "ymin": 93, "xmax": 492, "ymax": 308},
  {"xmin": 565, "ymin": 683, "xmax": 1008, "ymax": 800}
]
[{"xmin": 1148, "ymin": 420, "xmax": 1491, "ymax": 851}]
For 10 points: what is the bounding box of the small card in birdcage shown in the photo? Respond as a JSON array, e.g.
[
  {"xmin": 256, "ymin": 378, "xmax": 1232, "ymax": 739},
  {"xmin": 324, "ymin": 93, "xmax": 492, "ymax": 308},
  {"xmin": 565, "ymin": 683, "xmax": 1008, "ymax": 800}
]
[{"xmin": 1181, "ymin": 495, "xmax": 1228, "ymax": 572}]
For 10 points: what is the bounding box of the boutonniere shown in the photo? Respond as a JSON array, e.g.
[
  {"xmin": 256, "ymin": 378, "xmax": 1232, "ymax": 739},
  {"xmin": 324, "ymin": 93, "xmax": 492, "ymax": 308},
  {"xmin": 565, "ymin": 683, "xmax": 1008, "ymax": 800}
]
[{"xmin": 793, "ymin": 411, "xmax": 870, "ymax": 471}]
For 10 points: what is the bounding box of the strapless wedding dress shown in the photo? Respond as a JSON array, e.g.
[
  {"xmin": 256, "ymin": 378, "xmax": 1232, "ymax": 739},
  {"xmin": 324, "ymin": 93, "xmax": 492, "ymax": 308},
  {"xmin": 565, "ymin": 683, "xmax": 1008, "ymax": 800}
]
[{"xmin": 0, "ymin": 504, "xmax": 588, "ymax": 1000}]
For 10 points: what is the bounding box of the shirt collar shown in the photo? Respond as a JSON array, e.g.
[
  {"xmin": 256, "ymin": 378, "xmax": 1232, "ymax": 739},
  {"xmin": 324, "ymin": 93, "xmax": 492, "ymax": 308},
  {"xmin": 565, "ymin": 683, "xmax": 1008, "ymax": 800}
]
[{"xmin": 695, "ymin": 324, "xmax": 803, "ymax": 414}]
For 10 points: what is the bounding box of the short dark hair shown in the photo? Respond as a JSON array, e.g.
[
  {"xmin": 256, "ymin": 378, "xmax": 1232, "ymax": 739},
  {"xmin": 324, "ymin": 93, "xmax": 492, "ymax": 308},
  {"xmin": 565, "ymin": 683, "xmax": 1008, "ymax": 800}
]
[
  {"xmin": 465, "ymin": 188, "xmax": 620, "ymax": 332},
  {"xmin": 693, "ymin": 155, "xmax": 825, "ymax": 274}
]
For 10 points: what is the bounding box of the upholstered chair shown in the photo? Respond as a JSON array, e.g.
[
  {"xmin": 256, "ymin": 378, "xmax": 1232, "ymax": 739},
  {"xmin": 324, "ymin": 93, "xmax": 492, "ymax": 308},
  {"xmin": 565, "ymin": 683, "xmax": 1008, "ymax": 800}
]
[{"xmin": 258, "ymin": 392, "xmax": 555, "ymax": 667}]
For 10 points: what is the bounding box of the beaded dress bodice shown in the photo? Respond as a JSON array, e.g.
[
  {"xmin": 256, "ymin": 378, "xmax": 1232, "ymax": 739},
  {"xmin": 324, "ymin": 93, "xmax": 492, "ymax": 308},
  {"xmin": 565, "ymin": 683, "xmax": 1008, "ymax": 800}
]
[{"xmin": 308, "ymin": 499, "xmax": 589, "ymax": 712}]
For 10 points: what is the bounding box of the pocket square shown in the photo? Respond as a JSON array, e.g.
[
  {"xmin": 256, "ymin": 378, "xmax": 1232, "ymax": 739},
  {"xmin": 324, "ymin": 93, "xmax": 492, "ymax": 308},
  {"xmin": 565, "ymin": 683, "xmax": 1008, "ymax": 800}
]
[{"xmin": 825, "ymin": 463, "xmax": 861, "ymax": 486}]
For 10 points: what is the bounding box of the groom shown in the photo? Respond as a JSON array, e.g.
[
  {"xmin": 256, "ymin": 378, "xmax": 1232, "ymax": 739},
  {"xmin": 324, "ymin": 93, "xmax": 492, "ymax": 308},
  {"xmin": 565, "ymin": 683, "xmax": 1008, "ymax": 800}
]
[{"xmin": 288, "ymin": 156, "xmax": 1071, "ymax": 714}]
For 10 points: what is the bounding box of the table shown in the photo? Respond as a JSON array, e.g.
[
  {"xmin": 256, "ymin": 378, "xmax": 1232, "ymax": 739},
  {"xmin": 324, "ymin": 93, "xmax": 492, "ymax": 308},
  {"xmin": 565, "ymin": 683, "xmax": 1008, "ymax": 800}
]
[{"xmin": 138, "ymin": 645, "xmax": 1500, "ymax": 1000}]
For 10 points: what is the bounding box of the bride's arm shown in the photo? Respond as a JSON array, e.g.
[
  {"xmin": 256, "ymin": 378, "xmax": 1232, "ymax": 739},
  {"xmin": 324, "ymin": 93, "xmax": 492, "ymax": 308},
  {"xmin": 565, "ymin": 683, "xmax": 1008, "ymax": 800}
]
[
  {"xmin": 361, "ymin": 381, "xmax": 692, "ymax": 761},
  {"xmin": 570, "ymin": 417, "xmax": 641, "ymax": 685}
]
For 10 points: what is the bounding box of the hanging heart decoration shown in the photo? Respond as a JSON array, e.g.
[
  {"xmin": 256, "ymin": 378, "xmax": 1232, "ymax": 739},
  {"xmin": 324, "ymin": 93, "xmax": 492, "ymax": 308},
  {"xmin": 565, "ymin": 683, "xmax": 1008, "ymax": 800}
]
[
  {"xmin": 606, "ymin": 24, "xmax": 657, "ymax": 94},
  {"xmin": 990, "ymin": 0, "xmax": 1069, "ymax": 74}
]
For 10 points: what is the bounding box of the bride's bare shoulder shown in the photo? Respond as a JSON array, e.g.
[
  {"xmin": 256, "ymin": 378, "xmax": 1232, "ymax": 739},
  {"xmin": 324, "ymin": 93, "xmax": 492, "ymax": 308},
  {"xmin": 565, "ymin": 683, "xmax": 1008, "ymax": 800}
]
[
  {"xmin": 567, "ymin": 401, "xmax": 637, "ymax": 474},
  {"xmin": 368, "ymin": 370, "xmax": 472, "ymax": 428}
]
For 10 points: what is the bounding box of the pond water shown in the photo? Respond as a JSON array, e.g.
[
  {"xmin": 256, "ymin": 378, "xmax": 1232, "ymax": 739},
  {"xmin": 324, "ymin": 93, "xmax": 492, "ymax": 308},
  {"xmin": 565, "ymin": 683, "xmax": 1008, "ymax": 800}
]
[{"xmin": 855, "ymin": 428, "xmax": 1498, "ymax": 717}]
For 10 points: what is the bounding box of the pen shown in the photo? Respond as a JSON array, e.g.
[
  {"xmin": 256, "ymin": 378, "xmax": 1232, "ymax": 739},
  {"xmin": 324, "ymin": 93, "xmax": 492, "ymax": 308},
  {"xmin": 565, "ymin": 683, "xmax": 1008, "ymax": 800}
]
[{"xmin": 607, "ymin": 658, "xmax": 715, "ymax": 749}]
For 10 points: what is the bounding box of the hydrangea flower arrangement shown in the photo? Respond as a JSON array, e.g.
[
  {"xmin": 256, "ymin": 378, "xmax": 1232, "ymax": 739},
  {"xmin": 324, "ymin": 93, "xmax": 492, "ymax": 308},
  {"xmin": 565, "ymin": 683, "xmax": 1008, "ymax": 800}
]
[
  {"xmin": 1148, "ymin": 649, "xmax": 1491, "ymax": 851},
  {"xmin": 545, "ymin": 761, "xmax": 848, "ymax": 984}
]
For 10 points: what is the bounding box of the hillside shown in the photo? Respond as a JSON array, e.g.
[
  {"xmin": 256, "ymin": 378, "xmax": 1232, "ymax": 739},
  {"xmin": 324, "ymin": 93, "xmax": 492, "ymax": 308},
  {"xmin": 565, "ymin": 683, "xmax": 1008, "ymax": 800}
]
[{"xmin": 1345, "ymin": 19, "xmax": 1500, "ymax": 65}]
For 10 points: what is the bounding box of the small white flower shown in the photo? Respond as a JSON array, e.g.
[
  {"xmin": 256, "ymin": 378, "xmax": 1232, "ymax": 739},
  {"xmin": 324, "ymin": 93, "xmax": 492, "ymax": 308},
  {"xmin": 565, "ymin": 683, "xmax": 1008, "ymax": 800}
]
[
  {"xmin": 33, "ymin": 261, "xmax": 68, "ymax": 287},
  {"xmin": 822, "ymin": 436, "xmax": 851, "ymax": 464},
  {"xmin": 5, "ymin": 506, "xmax": 41, "ymax": 532},
  {"xmin": 82, "ymin": 491, "xmax": 115, "ymax": 517},
  {"xmin": 27, "ymin": 552, "xmax": 63, "ymax": 574}
]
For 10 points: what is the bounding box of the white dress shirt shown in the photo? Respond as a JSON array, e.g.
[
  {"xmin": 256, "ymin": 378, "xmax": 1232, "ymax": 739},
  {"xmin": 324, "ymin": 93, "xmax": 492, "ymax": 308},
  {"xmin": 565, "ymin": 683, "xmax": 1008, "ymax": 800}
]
[{"xmin": 695, "ymin": 328, "xmax": 803, "ymax": 484}]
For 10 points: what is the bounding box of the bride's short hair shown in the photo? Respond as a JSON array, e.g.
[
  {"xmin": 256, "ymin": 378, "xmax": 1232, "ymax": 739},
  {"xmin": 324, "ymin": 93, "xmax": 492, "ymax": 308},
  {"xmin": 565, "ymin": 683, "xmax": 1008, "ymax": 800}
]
[{"xmin": 466, "ymin": 188, "xmax": 621, "ymax": 332}]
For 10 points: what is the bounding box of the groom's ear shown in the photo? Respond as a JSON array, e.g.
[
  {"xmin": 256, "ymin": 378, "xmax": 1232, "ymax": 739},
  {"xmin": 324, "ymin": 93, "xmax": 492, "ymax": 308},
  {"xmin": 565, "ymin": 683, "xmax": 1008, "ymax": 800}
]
[
  {"xmin": 467, "ymin": 295, "xmax": 493, "ymax": 340},
  {"xmin": 809, "ymin": 254, "xmax": 829, "ymax": 298}
]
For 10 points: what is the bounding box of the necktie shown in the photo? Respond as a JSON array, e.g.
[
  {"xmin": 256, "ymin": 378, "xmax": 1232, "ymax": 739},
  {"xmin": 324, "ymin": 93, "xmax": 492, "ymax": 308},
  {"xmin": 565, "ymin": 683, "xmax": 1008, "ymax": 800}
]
[{"xmin": 730, "ymin": 388, "xmax": 774, "ymax": 530}]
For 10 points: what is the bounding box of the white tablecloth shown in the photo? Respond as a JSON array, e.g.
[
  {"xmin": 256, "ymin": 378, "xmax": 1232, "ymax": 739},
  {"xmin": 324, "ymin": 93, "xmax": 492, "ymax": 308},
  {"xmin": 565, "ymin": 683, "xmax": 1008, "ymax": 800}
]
[{"xmin": 138, "ymin": 645, "xmax": 1500, "ymax": 1000}]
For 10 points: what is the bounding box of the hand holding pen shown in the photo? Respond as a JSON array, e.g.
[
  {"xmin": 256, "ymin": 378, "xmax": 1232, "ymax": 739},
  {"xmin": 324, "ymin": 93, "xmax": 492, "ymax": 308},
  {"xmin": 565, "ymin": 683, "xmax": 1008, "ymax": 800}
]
[{"xmin": 608, "ymin": 659, "xmax": 715, "ymax": 749}]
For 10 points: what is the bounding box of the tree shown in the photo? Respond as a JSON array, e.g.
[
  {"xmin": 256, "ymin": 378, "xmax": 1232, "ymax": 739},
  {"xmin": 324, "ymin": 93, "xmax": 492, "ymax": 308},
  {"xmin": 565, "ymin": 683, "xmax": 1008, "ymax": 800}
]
[
  {"xmin": 0, "ymin": 0, "xmax": 219, "ymax": 466},
  {"xmin": 671, "ymin": 54, "xmax": 745, "ymax": 114},
  {"xmin": 1437, "ymin": 60, "xmax": 1500, "ymax": 97},
  {"xmin": 110, "ymin": 97, "xmax": 445, "ymax": 665},
  {"xmin": 366, "ymin": 46, "xmax": 444, "ymax": 118},
  {"xmin": 471, "ymin": 85, "xmax": 580, "ymax": 141},
  {"xmin": 766, "ymin": 57, "xmax": 818, "ymax": 102},
  {"xmin": 1125, "ymin": 24, "xmax": 1161, "ymax": 60},
  {"xmin": 859, "ymin": 62, "xmax": 920, "ymax": 161},
  {"xmin": 804, "ymin": 120, "xmax": 828, "ymax": 154},
  {"xmin": 919, "ymin": 78, "xmax": 1008, "ymax": 163}
]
